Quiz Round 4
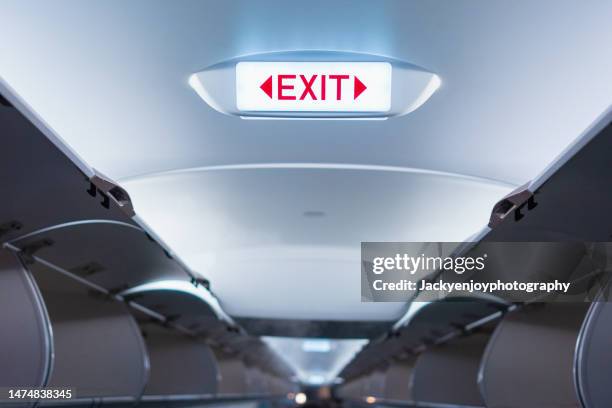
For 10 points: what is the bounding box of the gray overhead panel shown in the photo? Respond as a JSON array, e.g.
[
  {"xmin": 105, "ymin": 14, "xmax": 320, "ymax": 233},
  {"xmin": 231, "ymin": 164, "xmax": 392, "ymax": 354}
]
[
  {"xmin": 118, "ymin": 284, "xmax": 294, "ymax": 380},
  {"xmin": 425, "ymin": 108, "xmax": 612, "ymax": 304},
  {"xmin": 393, "ymin": 297, "xmax": 505, "ymax": 348},
  {"xmin": 214, "ymin": 352, "xmax": 250, "ymax": 396},
  {"xmin": 36, "ymin": 272, "xmax": 150, "ymax": 404},
  {"xmin": 123, "ymin": 284, "xmax": 294, "ymax": 379},
  {"xmin": 436, "ymin": 242, "xmax": 609, "ymax": 304},
  {"xmin": 0, "ymin": 79, "xmax": 205, "ymax": 291},
  {"xmin": 201, "ymin": 328, "xmax": 293, "ymax": 378},
  {"xmin": 485, "ymin": 106, "xmax": 612, "ymax": 242},
  {"xmin": 479, "ymin": 303, "xmax": 589, "ymax": 408},
  {"xmin": 383, "ymin": 358, "xmax": 416, "ymax": 402},
  {"xmin": 340, "ymin": 296, "xmax": 507, "ymax": 380},
  {"xmin": 575, "ymin": 282, "xmax": 612, "ymax": 408},
  {"xmin": 0, "ymin": 80, "xmax": 136, "ymax": 243},
  {"xmin": 141, "ymin": 324, "xmax": 219, "ymax": 397},
  {"xmin": 122, "ymin": 287, "xmax": 224, "ymax": 334},
  {"xmin": 10, "ymin": 221, "xmax": 189, "ymax": 293},
  {"xmin": 0, "ymin": 82, "xmax": 295, "ymax": 389},
  {"xmin": 0, "ymin": 249, "xmax": 52, "ymax": 390},
  {"xmin": 411, "ymin": 333, "xmax": 490, "ymax": 407},
  {"xmin": 354, "ymin": 108, "xmax": 612, "ymax": 355}
]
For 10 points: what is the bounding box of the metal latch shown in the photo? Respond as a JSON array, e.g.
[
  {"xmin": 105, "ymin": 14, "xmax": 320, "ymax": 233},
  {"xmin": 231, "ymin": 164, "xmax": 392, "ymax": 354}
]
[
  {"xmin": 488, "ymin": 182, "xmax": 538, "ymax": 228},
  {"xmin": 87, "ymin": 169, "xmax": 135, "ymax": 217}
]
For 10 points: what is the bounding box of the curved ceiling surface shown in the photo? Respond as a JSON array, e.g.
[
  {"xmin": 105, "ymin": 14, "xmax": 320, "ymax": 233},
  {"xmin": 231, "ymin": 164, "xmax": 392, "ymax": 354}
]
[
  {"xmin": 1, "ymin": 1, "xmax": 611, "ymax": 184},
  {"xmin": 2, "ymin": 0, "xmax": 611, "ymax": 320},
  {"xmin": 122, "ymin": 166, "xmax": 510, "ymax": 320}
]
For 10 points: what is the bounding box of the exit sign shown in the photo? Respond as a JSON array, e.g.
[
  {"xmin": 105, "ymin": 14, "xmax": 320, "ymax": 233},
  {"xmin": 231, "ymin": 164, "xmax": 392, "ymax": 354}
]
[{"xmin": 236, "ymin": 62, "xmax": 392, "ymax": 113}]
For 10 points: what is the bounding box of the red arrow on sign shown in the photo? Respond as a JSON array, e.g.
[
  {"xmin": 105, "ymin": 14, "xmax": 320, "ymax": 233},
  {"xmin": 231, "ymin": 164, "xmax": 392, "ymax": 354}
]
[
  {"xmin": 354, "ymin": 76, "xmax": 367, "ymax": 99},
  {"xmin": 258, "ymin": 74, "xmax": 367, "ymax": 100},
  {"xmin": 260, "ymin": 75, "xmax": 273, "ymax": 99}
]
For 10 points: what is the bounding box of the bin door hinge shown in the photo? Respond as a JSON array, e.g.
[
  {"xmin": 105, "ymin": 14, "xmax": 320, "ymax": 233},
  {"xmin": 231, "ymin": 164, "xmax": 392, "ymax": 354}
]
[
  {"xmin": 87, "ymin": 169, "xmax": 135, "ymax": 217},
  {"xmin": 489, "ymin": 182, "xmax": 538, "ymax": 228}
]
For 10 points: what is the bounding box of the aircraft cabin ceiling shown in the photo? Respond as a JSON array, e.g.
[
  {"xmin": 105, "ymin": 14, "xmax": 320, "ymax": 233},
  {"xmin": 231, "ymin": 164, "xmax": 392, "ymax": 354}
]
[{"xmin": 2, "ymin": 0, "xmax": 612, "ymax": 322}]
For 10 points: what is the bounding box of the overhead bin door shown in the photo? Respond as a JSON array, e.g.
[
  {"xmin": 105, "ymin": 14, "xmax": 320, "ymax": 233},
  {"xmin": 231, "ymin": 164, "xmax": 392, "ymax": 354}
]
[
  {"xmin": 575, "ymin": 281, "xmax": 612, "ymax": 408},
  {"xmin": 0, "ymin": 249, "xmax": 52, "ymax": 391},
  {"xmin": 479, "ymin": 303, "xmax": 589, "ymax": 408},
  {"xmin": 33, "ymin": 268, "xmax": 149, "ymax": 406},
  {"xmin": 141, "ymin": 324, "xmax": 218, "ymax": 397},
  {"xmin": 411, "ymin": 333, "xmax": 490, "ymax": 407}
]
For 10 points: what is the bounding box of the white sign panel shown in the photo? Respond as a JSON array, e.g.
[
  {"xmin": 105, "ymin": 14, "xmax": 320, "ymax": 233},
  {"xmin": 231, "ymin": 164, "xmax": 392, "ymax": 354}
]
[{"xmin": 236, "ymin": 61, "xmax": 392, "ymax": 113}]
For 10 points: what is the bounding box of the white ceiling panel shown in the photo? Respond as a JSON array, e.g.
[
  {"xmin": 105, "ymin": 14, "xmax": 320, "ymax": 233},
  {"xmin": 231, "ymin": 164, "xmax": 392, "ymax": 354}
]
[{"xmin": 122, "ymin": 165, "xmax": 511, "ymax": 320}]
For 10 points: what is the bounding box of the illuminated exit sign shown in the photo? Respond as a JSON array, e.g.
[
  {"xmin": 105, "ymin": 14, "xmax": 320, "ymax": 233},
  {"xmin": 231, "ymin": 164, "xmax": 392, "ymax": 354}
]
[{"xmin": 236, "ymin": 62, "xmax": 392, "ymax": 113}]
